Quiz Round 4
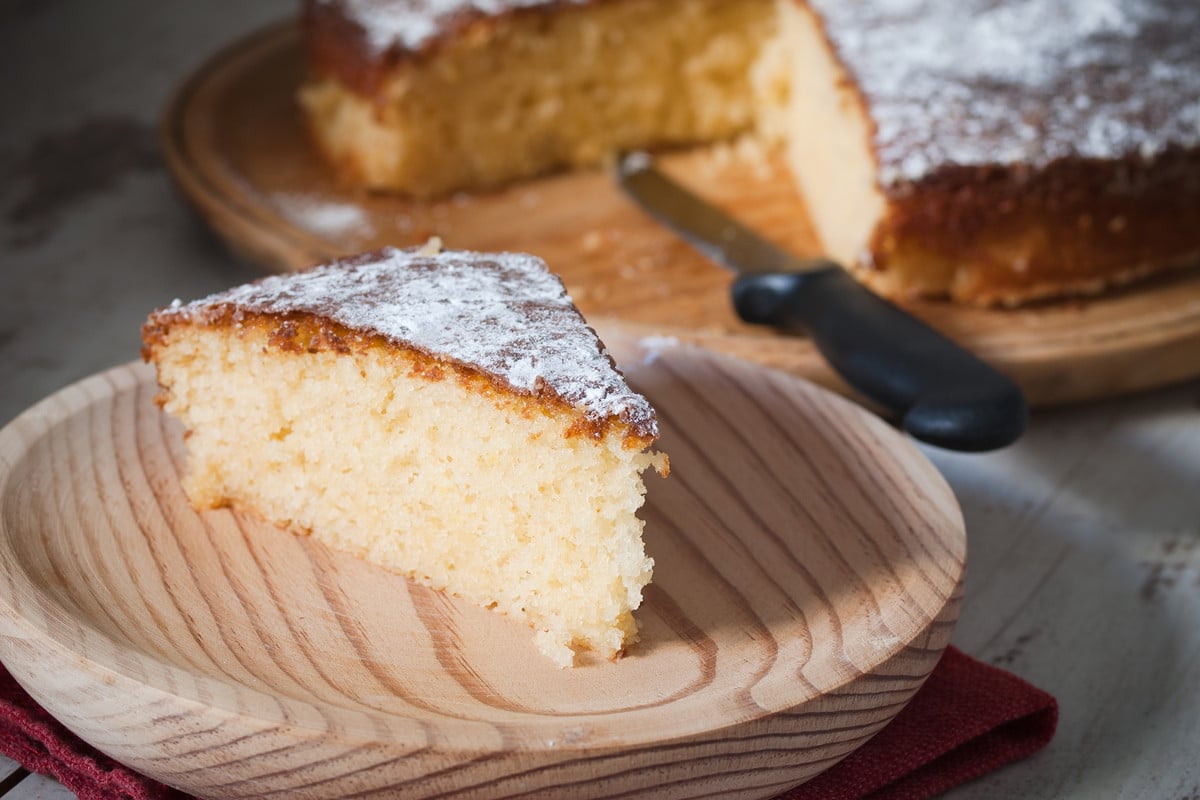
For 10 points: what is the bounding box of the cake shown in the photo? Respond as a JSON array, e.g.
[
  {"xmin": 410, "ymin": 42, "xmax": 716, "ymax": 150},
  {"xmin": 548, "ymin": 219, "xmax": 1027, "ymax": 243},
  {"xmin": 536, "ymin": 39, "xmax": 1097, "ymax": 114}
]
[
  {"xmin": 301, "ymin": 0, "xmax": 777, "ymax": 195},
  {"xmin": 141, "ymin": 246, "xmax": 668, "ymax": 667},
  {"xmin": 299, "ymin": 0, "xmax": 1200, "ymax": 306}
]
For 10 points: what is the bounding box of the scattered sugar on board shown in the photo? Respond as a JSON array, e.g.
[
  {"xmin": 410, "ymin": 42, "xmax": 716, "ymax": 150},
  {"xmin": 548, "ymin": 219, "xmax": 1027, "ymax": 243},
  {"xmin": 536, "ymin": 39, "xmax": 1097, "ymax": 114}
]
[{"xmin": 275, "ymin": 193, "xmax": 373, "ymax": 238}]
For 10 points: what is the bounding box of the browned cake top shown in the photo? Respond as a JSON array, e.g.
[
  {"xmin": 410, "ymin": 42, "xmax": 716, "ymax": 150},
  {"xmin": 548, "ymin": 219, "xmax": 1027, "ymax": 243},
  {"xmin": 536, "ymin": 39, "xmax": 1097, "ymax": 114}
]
[
  {"xmin": 150, "ymin": 248, "xmax": 658, "ymax": 439},
  {"xmin": 810, "ymin": 0, "xmax": 1200, "ymax": 188}
]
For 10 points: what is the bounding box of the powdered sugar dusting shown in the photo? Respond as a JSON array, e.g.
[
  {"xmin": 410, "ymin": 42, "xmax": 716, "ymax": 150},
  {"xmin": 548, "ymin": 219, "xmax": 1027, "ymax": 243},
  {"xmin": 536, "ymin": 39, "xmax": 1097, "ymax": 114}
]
[
  {"xmin": 809, "ymin": 0, "xmax": 1200, "ymax": 186},
  {"xmin": 162, "ymin": 248, "xmax": 657, "ymax": 436},
  {"xmin": 317, "ymin": 0, "xmax": 589, "ymax": 54},
  {"xmin": 275, "ymin": 193, "xmax": 374, "ymax": 238}
]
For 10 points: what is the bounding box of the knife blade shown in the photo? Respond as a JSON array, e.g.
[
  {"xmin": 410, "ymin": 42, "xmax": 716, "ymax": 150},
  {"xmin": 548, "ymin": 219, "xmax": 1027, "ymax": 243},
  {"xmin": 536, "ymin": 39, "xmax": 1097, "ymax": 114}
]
[{"xmin": 615, "ymin": 151, "xmax": 1027, "ymax": 452}]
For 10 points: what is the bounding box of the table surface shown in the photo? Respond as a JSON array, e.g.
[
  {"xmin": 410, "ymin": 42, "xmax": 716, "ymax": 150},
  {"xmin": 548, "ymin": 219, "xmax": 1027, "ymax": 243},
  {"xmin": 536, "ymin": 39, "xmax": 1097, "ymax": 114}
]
[{"xmin": 1, "ymin": 2, "xmax": 1198, "ymax": 798}]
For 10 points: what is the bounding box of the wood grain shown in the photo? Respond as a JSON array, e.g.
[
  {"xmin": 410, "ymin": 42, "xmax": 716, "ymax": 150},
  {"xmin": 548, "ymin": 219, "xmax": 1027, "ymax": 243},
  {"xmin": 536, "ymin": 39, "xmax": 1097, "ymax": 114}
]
[
  {"xmin": 161, "ymin": 22, "xmax": 1200, "ymax": 409},
  {"xmin": 0, "ymin": 341, "xmax": 963, "ymax": 799}
]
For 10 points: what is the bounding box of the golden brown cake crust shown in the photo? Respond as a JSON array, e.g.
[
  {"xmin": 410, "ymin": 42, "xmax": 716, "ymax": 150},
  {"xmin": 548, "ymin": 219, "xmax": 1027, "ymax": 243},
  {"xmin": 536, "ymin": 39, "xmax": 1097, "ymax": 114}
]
[
  {"xmin": 304, "ymin": 0, "xmax": 385, "ymax": 95},
  {"xmin": 142, "ymin": 248, "xmax": 659, "ymax": 444},
  {"xmin": 861, "ymin": 147, "xmax": 1200, "ymax": 305}
]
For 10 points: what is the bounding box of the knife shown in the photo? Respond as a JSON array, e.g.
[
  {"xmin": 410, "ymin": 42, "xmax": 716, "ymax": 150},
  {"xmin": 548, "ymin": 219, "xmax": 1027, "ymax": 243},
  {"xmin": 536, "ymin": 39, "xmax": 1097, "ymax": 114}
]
[{"xmin": 615, "ymin": 152, "xmax": 1027, "ymax": 452}]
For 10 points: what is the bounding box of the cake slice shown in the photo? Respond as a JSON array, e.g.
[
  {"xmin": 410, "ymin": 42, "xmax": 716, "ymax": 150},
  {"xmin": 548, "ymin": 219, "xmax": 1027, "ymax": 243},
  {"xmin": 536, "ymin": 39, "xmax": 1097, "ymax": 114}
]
[{"xmin": 142, "ymin": 246, "xmax": 667, "ymax": 667}]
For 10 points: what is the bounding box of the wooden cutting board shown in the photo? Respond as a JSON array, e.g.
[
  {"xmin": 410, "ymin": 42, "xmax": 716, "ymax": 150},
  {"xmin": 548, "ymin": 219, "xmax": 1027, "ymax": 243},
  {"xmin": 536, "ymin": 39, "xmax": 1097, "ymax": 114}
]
[
  {"xmin": 0, "ymin": 340, "xmax": 964, "ymax": 799},
  {"xmin": 162, "ymin": 22, "xmax": 1200, "ymax": 407}
]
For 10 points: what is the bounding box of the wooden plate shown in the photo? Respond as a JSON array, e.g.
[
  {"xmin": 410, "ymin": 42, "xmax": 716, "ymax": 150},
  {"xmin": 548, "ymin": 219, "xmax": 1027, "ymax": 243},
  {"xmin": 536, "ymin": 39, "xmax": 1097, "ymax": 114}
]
[
  {"xmin": 0, "ymin": 342, "xmax": 963, "ymax": 799},
  {"xmin": 162, "ymin": 22, "xmax": 1200, "ymax": 408}
]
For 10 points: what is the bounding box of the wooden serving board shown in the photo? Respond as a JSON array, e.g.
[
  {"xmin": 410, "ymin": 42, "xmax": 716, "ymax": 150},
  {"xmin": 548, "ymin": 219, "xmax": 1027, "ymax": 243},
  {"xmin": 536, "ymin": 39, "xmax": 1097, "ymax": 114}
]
[
  {"xmin": 163, "ymin": 22, "xmax": 1200, "ymax": 407},
  {"xmin": 0, "ymin": 342, "xmax": 964, "ymax": 800}
]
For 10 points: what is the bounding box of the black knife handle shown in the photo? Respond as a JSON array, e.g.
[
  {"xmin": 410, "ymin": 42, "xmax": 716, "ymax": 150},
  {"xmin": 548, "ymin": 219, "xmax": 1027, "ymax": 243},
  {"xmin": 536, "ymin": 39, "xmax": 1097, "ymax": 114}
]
[{"xmin": 732, "ymin": 269, "xmax": 1027, "ymax": 452}]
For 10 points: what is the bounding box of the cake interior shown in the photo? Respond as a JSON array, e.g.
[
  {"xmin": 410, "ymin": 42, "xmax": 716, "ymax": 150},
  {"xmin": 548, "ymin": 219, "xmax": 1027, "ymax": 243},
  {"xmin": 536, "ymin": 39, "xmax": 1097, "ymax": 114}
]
[
  {"xmin": 304, "ymin": 0, "xmax": 776, "ymax": 194},
  {"xmin": 758, "ymin": 2, "xmax": 886, "ymax": 272},
  {"xmin": 152, "ymin": 316, "xmax": 664, "ymax": 667}
]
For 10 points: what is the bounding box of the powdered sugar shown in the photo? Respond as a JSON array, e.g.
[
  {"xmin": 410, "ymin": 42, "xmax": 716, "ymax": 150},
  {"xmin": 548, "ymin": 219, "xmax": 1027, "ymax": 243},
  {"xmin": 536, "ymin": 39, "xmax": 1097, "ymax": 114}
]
[
  {"xmin": 274, "ymin": 193, "xmax": 374, "ymax": 238},
  {"xmin": 316, "ymin": 0, "xmax": 589, "ymax": 54},
  {"xmin": 161, "ymin": 248, "xmax": 657, "ymax": 436},
  {"xmin": 809, "ymin": 0, "xmax": 1200, "ymax": 187}
]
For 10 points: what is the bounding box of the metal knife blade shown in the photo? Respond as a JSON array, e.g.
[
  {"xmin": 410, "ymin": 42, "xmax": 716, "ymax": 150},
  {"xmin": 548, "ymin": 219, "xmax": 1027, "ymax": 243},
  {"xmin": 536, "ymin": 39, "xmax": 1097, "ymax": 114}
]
[
  {"xmin": 614, "ymin": 151, "xmax": 1028, "ymax": 452},
  {"xmin": 616, "ymin": 152, "xmax": 838, "ymax": 277}
]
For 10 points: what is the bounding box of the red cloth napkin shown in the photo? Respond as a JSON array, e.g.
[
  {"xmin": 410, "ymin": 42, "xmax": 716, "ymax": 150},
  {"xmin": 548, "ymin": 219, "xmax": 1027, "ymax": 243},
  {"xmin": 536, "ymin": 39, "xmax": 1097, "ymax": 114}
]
[{"xmin": 0, "ymin": 646, "xmax": 1055, "ymax": 800}]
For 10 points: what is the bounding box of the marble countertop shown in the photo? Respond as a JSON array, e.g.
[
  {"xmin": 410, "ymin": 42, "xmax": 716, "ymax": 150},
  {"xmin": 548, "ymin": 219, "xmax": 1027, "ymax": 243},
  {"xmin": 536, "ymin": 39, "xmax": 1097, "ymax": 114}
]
[{"xmin": 1, "ymin": 2, "xmax": 1198, "ymax": 798}]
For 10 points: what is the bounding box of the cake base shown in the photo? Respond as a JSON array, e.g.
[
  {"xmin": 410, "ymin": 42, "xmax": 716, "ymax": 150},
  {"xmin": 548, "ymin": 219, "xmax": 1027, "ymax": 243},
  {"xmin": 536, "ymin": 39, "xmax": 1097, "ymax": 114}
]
[
  {"xmin": 0, "ymin": 339, "xmax": 964, "ymax": 799},
  {"xmin": 163, "ymin": 22, "xmax": 1200, "ymax": 407}
]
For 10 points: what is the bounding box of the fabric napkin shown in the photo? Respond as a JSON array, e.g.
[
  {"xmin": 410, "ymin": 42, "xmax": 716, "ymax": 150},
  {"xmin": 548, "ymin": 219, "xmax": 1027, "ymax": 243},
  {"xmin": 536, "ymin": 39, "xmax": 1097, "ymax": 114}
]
[{"xmin": 0, "ymin": 646, "xmax": 1055, "ymax": 800}]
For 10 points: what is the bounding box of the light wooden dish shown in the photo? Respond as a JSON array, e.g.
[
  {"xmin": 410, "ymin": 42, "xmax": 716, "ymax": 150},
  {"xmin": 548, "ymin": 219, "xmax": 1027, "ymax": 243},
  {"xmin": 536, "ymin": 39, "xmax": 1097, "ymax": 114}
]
[
  {"xmin": 161, "ymin": 22, "xmax": 1200, "ymax": 409},
  {"xmin": 0, "ymin": 341, "xmax": 964, "ymax": 800}
]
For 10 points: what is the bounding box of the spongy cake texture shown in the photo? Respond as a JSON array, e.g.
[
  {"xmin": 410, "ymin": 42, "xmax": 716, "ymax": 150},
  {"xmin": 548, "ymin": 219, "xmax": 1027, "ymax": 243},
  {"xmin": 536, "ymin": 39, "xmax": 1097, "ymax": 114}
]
[{"xmin": 143, "ymin": 248, "xmax": 667, "ymax": 667}]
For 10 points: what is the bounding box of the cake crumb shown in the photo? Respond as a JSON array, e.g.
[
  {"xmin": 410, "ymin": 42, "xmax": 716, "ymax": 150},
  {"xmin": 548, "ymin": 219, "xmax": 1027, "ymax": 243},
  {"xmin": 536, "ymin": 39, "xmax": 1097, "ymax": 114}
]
[
  {"xmin": 535, "ymin": 630, "xmax": 577, "ymax": 668},
  {"xmin": 417, "ymin": 236, "xmax": 444, "ymax": 255}
]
